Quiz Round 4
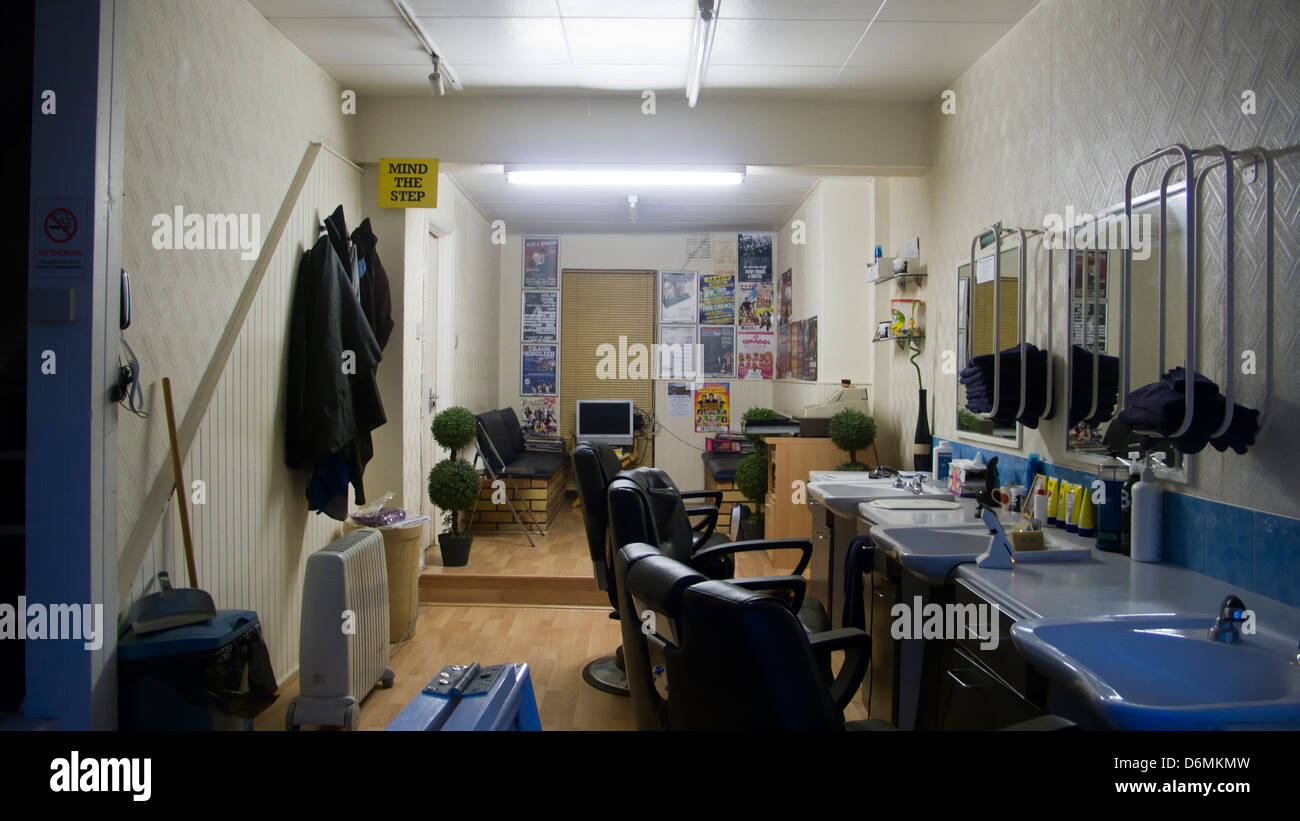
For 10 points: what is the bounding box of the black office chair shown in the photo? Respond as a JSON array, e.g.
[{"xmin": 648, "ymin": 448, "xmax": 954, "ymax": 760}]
[
  {"xmin": 572, "ymin": 440, "xmax": 631, "ymax": 695},
  {"xmin": 621, "ymin": 545, "xmax": 878, "ymax": 731}
]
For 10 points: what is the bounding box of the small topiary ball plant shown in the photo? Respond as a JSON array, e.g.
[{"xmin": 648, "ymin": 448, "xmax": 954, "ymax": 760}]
[
  {"xmin": 428, "ymin": 406, "xmax": 481, "ymax": 537},
  {"xmin": 734, "ymin": 452, "xmax": 769, "ymax": 507},
  {"xmin": 431, "ymin": 406, "xmax": 477, "ymax": 459},
  {"xmin": 828, "ymin": 408, "xmax": 877, "ymax": 469}
]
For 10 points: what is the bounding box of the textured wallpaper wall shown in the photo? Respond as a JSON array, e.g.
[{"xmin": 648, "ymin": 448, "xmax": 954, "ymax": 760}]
[
  {"xmin": 919, "ymin": 0, "xmax": 1300, "ymax": 519},
  {"xmin": 120, "ymin": 0, "xmax": 360, "ymax": 679}
]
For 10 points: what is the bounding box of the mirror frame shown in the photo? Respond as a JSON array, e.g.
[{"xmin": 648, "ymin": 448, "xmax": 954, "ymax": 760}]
[
  {"xmin": 954, "ymin": 232, "xmax": 1025, "ymax": 451},
  {"xmin": 1060, "ymin": 183, "xmax": 1192, "ymax": 484}
]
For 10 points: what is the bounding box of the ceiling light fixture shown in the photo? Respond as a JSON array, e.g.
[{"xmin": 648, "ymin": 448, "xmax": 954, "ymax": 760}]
[
  {"xmin": 391, "ymin": 0, "xmax": 462, "ymax": 95},
  {"xmin": 504, "ymin": 164, "xmax": 745, "ymax": 187},
  {"xmin": 686, "ymin": 0, "xmax": 720, "ymax": 109}
]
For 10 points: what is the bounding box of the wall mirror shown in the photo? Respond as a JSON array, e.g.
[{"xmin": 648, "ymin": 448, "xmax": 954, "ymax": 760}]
[
  {"xmin": 955, "ymin": 230, "xmax": 1024, "ymax": 446},
  {"xmin": 1064, "ymin": 183, "xmax": 1189, "ymax": 481}
]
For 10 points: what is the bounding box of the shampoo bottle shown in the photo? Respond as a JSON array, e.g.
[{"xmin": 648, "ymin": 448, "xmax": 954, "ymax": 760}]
[
  {"xmin": 933, "ymin": 440, "xmax": 953, "ymax": 482},
  {"xmin": 1131, "ymin": 462, "xmax": 1163, "ymax": 563}
]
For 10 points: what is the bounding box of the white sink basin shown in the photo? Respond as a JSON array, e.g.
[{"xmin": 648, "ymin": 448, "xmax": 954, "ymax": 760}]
[
  {"xmin": 869, "ymin": 524, "xmax": 1092, "ymax": 585},
  {"xmin": 859, "ymin": 498, "xmax": 971, "ymax": 529},
  {"xmin": 807, "ymin": 475, "xmax": 951, "ymax": 517},
  {"xmin": 1012, "ymin": 615, "xmax": 1300, "ymax": 730}
]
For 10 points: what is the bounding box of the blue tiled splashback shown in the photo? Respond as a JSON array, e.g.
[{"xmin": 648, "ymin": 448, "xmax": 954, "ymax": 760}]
[{"xmin": 934, "ymin": 437, "xmax": 1300, "ymax": 609}]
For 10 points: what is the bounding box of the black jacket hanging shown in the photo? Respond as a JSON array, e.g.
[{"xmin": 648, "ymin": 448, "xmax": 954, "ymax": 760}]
[
  {"xmin": 351, "ymin": 217, "xmax": 395, "ymax": 351},
  {"xmin": 285, "ymin": 207, "xmax": 385, "ymax": 508}
]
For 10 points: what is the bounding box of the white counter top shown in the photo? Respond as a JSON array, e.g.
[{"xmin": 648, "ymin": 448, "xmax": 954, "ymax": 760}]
[{"xmin": 955, "ymin": 544, "xmax": 1300, "ymax": 638}]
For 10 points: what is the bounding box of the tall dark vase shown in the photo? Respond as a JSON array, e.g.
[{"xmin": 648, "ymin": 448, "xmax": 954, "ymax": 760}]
[{"xmin": 913, "ymin": 388, "xmax": 932, "ymax": 473}]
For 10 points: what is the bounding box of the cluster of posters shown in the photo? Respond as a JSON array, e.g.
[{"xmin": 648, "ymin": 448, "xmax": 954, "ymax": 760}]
[
  {"xmin": 521, "ymin": 237, "xmax": 560, "ymax": 408},
  {"xmin": 776, "ymin": 317, "xmax": 818, "ymax": 381}
]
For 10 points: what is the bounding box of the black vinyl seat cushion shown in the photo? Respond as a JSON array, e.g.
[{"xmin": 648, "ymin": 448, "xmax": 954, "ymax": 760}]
[
  {"xmin": 476, "ymin": 408, "xmax": 565, "ymax": 479},
  {"xmin": 701, "ymin": 452, "xmax": 744, "ymax": 483}
]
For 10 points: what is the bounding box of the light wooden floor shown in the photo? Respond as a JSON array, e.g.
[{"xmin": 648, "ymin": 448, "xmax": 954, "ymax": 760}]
[
  {"xmin": 257, "ymin": 498, "xmax": 866, "ymax": 731},
  {"xmin": 257, "ymin": 602, "xmax": 635, "ymax": 731}
]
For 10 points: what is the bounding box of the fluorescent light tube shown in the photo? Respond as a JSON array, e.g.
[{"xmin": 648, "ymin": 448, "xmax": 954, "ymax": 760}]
[
  {"xmin": 504, "ymin": 166, "xmax": 744, "ymax": 187},
  {"xmin": 686, "ymin": 0, "xmax": 719, "ymax": 108}
]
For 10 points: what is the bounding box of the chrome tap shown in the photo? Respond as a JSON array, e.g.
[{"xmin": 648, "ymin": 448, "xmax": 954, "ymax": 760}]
[{"xmin": 1208, "ymin": 595, "xmax": 1247, "ymax": 644}]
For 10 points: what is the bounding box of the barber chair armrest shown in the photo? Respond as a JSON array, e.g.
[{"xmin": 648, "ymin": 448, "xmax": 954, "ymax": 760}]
[
  {"xmin": 807, "ymin": 628, "xmax": 872, "ymax": 712},
  {"xmin": 692, "ymin": 538, "xmax": 813, "ymax": 576},
  {"xmin": 728, "ymin": 575, "xmax": 806, "ymax": 615},
  {"xmin": 685, "ymin": 505, "xmax": 720, "ymax": 545}
]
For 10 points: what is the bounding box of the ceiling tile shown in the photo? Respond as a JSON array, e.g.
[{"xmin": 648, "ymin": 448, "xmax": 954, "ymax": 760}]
[
  {"xmin": 556, "ymin": 0, "xmax": 696, "ymax": 17},
  {"xmin": 573, "ymin": 64, "xmax": 688, "ymax": 91},
  {"xmin": 711, "ymin": 19, "xmax": 868, "ymax": 66},
  {"xmin": 270, "ymin": 18, "xmax": 429, "ymax": 65},
  {"xmin": 403, "ymin": 0, "xmax": 562, "ymax": 16},
  {"xmin": 847, "ymin": 21, "xmax": 1011, "ymax": 67},
  {"xmin": 874, "ymin": 0, "xmax": 1039, "ymax": 23},
  {"xmin": 719, "ymin": 1, "xmax": 883, "ymax": 21},
  {"xmin": 705, "ymin": 64, "xmax": 839, "ymax": 90},
  {"xmin": 418, "ymin": 17, "xmax": 572, "ymax": 64},
  {"xmin": 562, "ymin": 18, "xmax": 696, "ymax": 65}
]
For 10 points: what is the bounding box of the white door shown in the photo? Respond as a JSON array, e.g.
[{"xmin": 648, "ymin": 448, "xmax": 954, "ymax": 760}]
[{"xmin": 423, "ymin": 230, "xmax": 440, "ymax": 516}]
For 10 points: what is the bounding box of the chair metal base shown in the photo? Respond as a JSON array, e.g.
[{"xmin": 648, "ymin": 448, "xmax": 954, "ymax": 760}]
[{"xmin": 581, "ymin": 646, "xmax": 629, "ymax": 697}]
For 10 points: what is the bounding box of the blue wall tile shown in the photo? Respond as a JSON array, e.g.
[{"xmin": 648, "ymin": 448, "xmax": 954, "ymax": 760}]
[
  {"xmin": 1254, "ymin": 512, "xmax": 1300, "ymax": 608},
  {"xmin": 1163, "ymin": 492, "xmax": 1207, "ymax": 573},
  {"xmin": 1202, "ymin": 500, "xmax": 1254, "ymax": 589}
]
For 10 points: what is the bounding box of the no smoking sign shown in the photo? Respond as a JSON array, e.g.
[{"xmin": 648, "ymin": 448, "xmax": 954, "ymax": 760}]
[{"xmin": 33, "ymin": 198, "xmax": 88, "ymax": 279}]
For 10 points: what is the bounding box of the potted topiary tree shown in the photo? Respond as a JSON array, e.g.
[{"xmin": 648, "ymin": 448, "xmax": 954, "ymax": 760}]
[
  {"xmin": 829, "ymin": 408, "xmax": 877, "ymax": 471},
  {"xmin": 735, "ymin": 406, "xmax": 781, "ymax": 538},
  {"xmin": 427, "ymin": 406, "xmax": 480, "ymax": 567}
]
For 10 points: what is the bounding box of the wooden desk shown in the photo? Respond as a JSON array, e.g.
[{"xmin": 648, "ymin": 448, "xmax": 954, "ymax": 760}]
[{"xmin": 762, "ymin": 436, "xmax": 845, "ymax": 569}]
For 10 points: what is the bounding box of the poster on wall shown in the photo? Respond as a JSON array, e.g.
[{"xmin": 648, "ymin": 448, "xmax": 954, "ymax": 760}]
[
  {"xmin": 686, "ymin": 233, "xmax": 712, "ymax": 263},
  {"xmin": 521, "ymin": 396, "xmax": 558, "ymax": 435},
  {"xmin": 698, "ymin": 273, "xmax": 735, "ymax": 325},
  {"xmin": 776, "ymin": 325, "xmax": 790, "ymax": 379},
  {"xmin": 694, "ymin": 382, "xmax": 731, "ymax": 433},
  {"xmin": 796, "ymin": 317, "xmax": 819, "ymax": 381},
  {"xmin": 658, "ymin": 270, "xmax": 697, "ymax": 325},
  {"xmin": 737, "ymin": 331, "xmax": 774, "ymax": 380},
  {"xmin": 778, "ymin": 268, "xmax": 792, "ymax": 325},
  {"xmin": 657, "ymin": 324, "xmax": 698, "ymax": 379},
  {"xmin": 523, "ymin": 236, "xmax": 559, "ymax": 288},
  {"xmin": 666, "ymin": 382, "xmax": 692, "ymax": 418},
  {"xmin": 699, "ymin": 326, "xmax": 735, "ymax": 377},
  {"xmin": 712, "ymin": 232, "xmax": 737, "ymax": 278},
  {"xmin": 521, "ymin": 290, "xmax": 559, "ymax": 342},
  {"xmin": 521, "ymin": 344, "xmax": 558, "ymax": 395},
  {"xmin": 738, "ymin": 232, "xmax": 773, "ymax": 283},
  {"xmin": 737, "ymin": 281, "xmax": 773, "ymax": 330}
]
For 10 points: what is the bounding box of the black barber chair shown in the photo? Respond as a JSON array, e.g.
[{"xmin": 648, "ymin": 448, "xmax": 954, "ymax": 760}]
[
  {"xmin": 607, "ymin": 467, "xmax": 828, "ymax": 631},
  {"xmin": 572, "ymin": 440, "xmax": 632, "ymax": 695},
  {"xmin": 621, "ymin": 545, "xmax": 1079, "ymax": 732},
  {"xmin": 607, "ymin": 468, "xmax": 831, "ymax": 729},
  {"xmin": 620, "ymin": 545, "xmax": 878, "ymax": 731}
]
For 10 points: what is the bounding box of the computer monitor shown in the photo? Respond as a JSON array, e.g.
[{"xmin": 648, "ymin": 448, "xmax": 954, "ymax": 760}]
[{"xmin": 575, "ymin": 399, "xmax": 634, "ymax": 447}]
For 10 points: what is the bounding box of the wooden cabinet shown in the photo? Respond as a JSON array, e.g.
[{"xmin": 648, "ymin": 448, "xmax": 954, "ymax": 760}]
[{"xmin": 762, "ymin": 437, "xmax": 845, "ymax": 569}]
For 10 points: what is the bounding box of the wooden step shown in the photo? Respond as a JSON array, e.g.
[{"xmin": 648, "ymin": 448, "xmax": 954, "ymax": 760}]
[{"xmin": 419, "ymin": 571, "xmax": 607, "ymax": 608}]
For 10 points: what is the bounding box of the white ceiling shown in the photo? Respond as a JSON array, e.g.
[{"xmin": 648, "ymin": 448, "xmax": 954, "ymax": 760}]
[
  {"xmin": 447, "ymin": 165, "xmax": 825, "ymax": 233},
  {"xmin": 249, "ymin": 1, "xmax": 1037, "ymax": 231},
  {"xmin": 250, "ymin": 0, "xmax": 1039, "ymax": 100}
]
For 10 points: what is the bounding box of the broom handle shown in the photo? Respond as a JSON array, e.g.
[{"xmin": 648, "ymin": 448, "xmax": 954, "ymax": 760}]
[{"xmin": 162, "ymin": 378, "xmax": 199, "ymax": 589}]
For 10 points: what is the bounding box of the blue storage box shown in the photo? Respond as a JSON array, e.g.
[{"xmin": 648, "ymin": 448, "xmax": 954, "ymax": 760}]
[{"xmin": 118, "ymin": 609, "xmax": 276, "ymax": 731}]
